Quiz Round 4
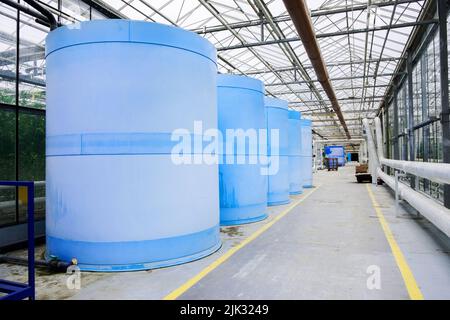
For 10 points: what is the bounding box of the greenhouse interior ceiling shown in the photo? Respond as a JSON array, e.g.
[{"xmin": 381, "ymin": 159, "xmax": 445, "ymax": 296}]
[{"xmin": 0, "ymin": 0, "xmax": 434, "ymax": 138}]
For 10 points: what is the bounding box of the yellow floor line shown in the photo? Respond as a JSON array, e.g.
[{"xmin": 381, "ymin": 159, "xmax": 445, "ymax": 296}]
[
  {"xmin": 366, "ymin": 184, "xmax": 424, "ymax": 300},
  {"xmin": 163, "ymin": 186, "xmax": 321, "ymax": 300}
]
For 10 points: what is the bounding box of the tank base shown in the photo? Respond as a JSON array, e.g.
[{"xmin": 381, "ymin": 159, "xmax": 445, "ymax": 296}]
[
  {"xmin": 46, "ymin": 225, "xmax": 221, "ymax": 272},
  {"xmin": 220, "ymin": 203, "xmax": 267, "ymax": 226},
  {"xmin": 72, "ymin": 242, "xmax": 222, "ymax": 272},
  {"xmin": 289, "ymin": 190, "xmax": 303, "ymax": 195},
  {"xmin": 268, "ymin": 199, "xmax": 291, "ymax": 206},
  {"xmin": 220, "ymin": 213, "xmax": 268, "ymax": 226}
]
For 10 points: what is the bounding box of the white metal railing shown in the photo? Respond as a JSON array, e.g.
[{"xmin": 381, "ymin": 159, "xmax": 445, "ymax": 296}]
[{"xmin": 363, "ymin": 118, "xmax": 450, "ymax": 237}]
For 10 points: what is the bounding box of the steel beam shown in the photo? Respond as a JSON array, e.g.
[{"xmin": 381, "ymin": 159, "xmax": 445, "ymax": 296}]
[
  {"xmin": 245, "ymin": 58, "xmax": 401, "ymax": 75},
  {"xmin": 265, "ymin": 73, "xmax": 402, "ymax": 86},
  {"xmin": 272, "ymin": 84, "xmax": 390, "ymax": 95},
  {"xmin": 302, "ymin": 108, "xmax": 379, "ymax": 116},
  {"xmin": 192, "ymin": 0, "xmax": 422, "ymax": 34},
  {"xmin": 215, "ymin": 20, "xmax": 438, "ymax": 51}
]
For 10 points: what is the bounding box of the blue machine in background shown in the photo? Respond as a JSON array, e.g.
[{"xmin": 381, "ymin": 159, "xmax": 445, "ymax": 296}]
[
  {"xmin": 217, "ymin": 74, "xmax": 268, "ymax": 225},
  {"xmin": 325, "ymin": 145, "xmax": 346, "ymax": 166}
]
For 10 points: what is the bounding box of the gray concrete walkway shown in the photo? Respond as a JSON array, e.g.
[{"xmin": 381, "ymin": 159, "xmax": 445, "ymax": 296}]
[{"xmin": 180, "ymin": 165, "xmax": 409, "ymax": 299}]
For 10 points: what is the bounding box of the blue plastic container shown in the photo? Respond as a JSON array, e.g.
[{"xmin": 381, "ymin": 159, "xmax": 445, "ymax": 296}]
[
  {"xmin": 45, "ymin": 20, "xmax": 220, "ymax": 271},
  {"xmin": 288, "ymin": 111, "xmax": 303, "ymax": 195},
  {"xmin": 325, "ymin": 145, "xmax": 346, "ymax": 166},
  {"xmin": 217, "ymin": 74, "xmax": 267, "ymax": 225},
  {"xmin": 265, "ymin": 97, "xmax": 290, "ymax": 206},
  {"xmin": 300, "ymin": 119, "xmax": 313, "ymax": 188}
]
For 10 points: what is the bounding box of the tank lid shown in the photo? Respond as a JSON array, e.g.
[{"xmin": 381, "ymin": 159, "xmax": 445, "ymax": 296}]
[
  {"xmin": 46, "ymin": 20, "xmax": 217, "ymax": 64},
  {"xmin": 217, "ymin": 74, "xmax": 264, "ymax": 93},
  {"xmin": 289, "ymin": 110, "xmax": 301, "ymax": 120},
  {"xmin": 264, "ymin": 97, "xmax": 288, "ymax": 110},
  {"xmin": 300, "ymin": 118, "xmax": 312, "ymax": 126}
]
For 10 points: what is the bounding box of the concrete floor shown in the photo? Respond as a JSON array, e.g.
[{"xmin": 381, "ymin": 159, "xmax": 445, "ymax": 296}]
[{"xmin": 1, "ymin": 164, "xmax": 449, "ymax": 299}]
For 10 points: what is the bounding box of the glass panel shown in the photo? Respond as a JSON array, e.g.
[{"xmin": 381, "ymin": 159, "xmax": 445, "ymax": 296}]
[
  {"xmin": 0, "ymin": 4, "xmax": 17, "ymax": 105},
  {"xmin": 18, "ymin": 112, "xmax": 45, "ymax": 222},
  {"xmin": 19, "ymin": 13, "xmax": 46, "ymax": 109},
  {"xmin": 0, "ymin": 108, "xmax": 16, "ymax": 226},
  {"xmin": 63, "ymin": 0, "xmax": 91, "ymax": 21}
]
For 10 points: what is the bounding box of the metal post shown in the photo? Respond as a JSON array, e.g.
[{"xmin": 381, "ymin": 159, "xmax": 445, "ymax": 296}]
[
  {"xmin": 420, "ymin": 53, "xmax": 430, "ymax": 192},
  {"xmin": 15, "ymin": 0, "xmax": 20, "ymax": 225},
  {"xmin": 27, "ymin": 182, "xmax": 35, "ymax": 300},
  {"xmin": 438, "ymin": 0, "xmax": 450, "ymax": 209},
  {"xmin": 395, "ymin": 170, "xmax": 400, "ymax": 217},
  {"xmin": 393, "ymin": 86, "xmax": 400, "ymax": 160},
  {"xmin": 384, "ymin": 108, "xmax": 390, "ymax": 174},
  {"xmin": 395, "ymin": 171, "xmax": 406, "ymax": 217},
  {"xmin": 402, "ymin": 85, "xmax": 408, "ymax": 161},
  {"xmin": 406, "ymin": 52, "xmax": 416, "ymax": 189}
]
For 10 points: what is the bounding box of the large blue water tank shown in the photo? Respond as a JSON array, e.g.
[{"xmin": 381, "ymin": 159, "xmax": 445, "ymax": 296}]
[
  {"xmin": 288, "ymin": 110, "xmax": 303, "ymax": 195},
  {"xmin": 265, "ymin": 97, "xmax": 290, "ymax": 206},
  {"xmin": 300, "ymin": 119, "xmax": 313, "ymax": 188},
  {"xmin": 45, "ymin": 20, "xmax": 220, "ymax": 271},
  {"xmin": 217, "ymin": 74, "xmax": 267, "ymax": 225}
]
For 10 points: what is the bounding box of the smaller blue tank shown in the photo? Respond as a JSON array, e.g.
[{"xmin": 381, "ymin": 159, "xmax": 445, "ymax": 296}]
[
  {"xmin": 300, "ymin": 118, "xmax": 313, "ymax": 188},
  {"xmin": 288, "ymin": 110, "xmax": 303, "ymax": 195},
  {"xmin": 217, "ymin": 74, "xmax": 268, "ymax": 225},
  {"xmin": 265, "ymin": 97, "xmax": 290, "ymax": 206}
]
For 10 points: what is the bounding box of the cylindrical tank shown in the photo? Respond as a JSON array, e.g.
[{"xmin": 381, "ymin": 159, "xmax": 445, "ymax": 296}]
[
  {"xmin": 288, "ymin": 110, "xmax": 303, "ymax": 195},
  {"xmin": 217, "ymin": 74, "xmax": 267, "ymax": 225},
  {"xmin": 265, "ymin": 97, "xmax": 290, "ymax": 206},
  {"xmin": 45, "ymin": 20, "xmax": 220, "ymax": 271},
  {"xmin": 300, "ymin": 119, "xmax": 313, "ymax": 188}
]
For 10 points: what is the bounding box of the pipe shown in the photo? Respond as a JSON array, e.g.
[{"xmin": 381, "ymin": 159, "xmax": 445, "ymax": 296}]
[
  {"xmin": 282, "ymin": 0, "xmax": 351, "ymax": 139},
  {"xmin": 374, "ymin": 117, "xmax": 450, "ymax": 185},
  {"xmin": 314, "ymin": 139, "xmax": 365, "ymax": 143},
  {"xmin": 0, "ymin": 254, "xmax": 72, "ymax": 272},
  {"xmin": 377, "ymin": 168, "xmax": 450, "ymax": 237},
  {"xmin": 0, "ymin": 0, "xmax": 47, "ymax": 22},
  {"xmin": 22, "ymin": 0, "xmax": 58, "ymax": 30},
  {"xmin": 0, "ymin": 0, "xmax": 59, "ymax": 29},
  {"xmin": 362, "ymin": 118, "xmax": 379, "ymax": 182}
]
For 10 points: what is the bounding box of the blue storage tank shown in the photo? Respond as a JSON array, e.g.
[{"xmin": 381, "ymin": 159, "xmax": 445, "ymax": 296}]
[
  {"xmin": 45, "ymin": 20, "xmax": 220, "ymax": 271},
  {"xmin": 300, "ymin": 119, "xmax": 313, "ymax": 188},
  {"xmin": 217, "ymin": 74, "xmax": 267, "ymax": 225},
  {"xmin": 288, "ymin": 110, "xmax": 303, "ymax": 195},
  {"xmin": 265, "ymin": 97, "xmax": 290, "ymax": 206}
]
